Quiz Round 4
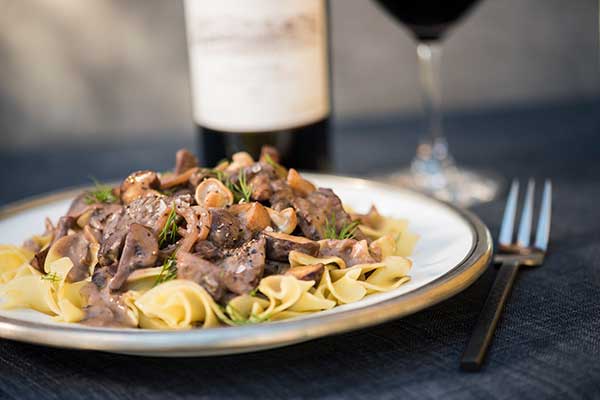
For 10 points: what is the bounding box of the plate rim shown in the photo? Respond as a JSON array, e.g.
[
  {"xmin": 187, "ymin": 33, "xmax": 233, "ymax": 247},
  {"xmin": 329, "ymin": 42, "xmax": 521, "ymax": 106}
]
[{"xmin": 0, "ymin": 174, "xmax": 492, "ymax": 356}]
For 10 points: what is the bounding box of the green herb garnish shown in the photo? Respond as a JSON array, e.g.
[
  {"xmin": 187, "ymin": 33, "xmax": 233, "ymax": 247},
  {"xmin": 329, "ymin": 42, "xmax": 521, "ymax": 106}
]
[
  {"xmin": 154, "ymin": 254, "xmax": 177, "ymax": 287},
  {"xmin": 324, "ymin": 213, "xmax": 361, "ymax": 240},
  {"xmin": 84, "ymin": 177, "xmax": 118, "ymax": 205},
  {"xmin": 263, "ymin": 154, "xmax": 287, "ymax": 178},
  {"xmin": 40, "ymin": 272, "xmax": 61, "ymax": 282},
  {"xmin": 158, "ymin": 206, "xmax": 179, "ymax": 247},
  {"xmin": 230, "ymin": 169, "xmax": 253, "ymax": 203},
  {"xmin": 248, "ymin": 287, "xmax": 259, "ymax": 297},
  {"xmin": 226, "ymin": 303, "xmax": 270, "ymax": 325}
]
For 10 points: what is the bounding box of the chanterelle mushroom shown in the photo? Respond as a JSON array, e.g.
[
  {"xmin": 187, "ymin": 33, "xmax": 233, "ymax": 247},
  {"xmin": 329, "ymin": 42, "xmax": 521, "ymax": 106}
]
[
  {"xmin": 120, "ymin": 170, "xmax": 161, "ymax": 205},
  {"xmin": 109, "ymin": 224, "xmax": 158, "ymax": 290},
  {"xmin": 285, "ymin": 263, "xmax": 324, "ymax": 282},
  {"xmin": 287, "ymin": 168, "xmax": 316, "ymax": 196},
  {"xmin": 266, "ymin": 207, "xmax": 297, "ymax": 234},
  {"xmin": 229, "ymin": 202, "xmax": 271, "ymax": 233},
  {"xmin": 195, "ymin": 178, "xmax": 234, "ymax": 208},
  {"xmin": 174, "ymin": 148, "xmax": 198, "ymax": 175}
]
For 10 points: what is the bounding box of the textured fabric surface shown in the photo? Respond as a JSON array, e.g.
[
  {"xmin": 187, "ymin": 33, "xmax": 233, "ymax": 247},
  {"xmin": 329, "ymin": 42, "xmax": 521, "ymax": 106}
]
[{"xmin": 0, "ymin": 99, "xmax": 599, "ymax": 399}]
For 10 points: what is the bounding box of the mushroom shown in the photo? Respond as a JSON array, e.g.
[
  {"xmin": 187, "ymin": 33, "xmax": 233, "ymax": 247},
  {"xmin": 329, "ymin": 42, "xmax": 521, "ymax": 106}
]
[
  {"xmin": 266, "ymin": 207, "xmax": 297, "ymax": 234},
  {"xmin": 160, "ymin": 167, "xmax": 199, "ymax": 189},
  {"xmin": 109, "ymin": 224, "xmax": 159, "ymax": 291},
  {"xmin": 120, "ymin": 170, "xmax": 161, "ymax": 205},
  {"xmin": 194, "ymin": 178, "xmax": 234, "ymax": 208},
  {"xmin": 287, "ymin": 168, "xmax": 316, "ymax": 196},
  {"xmin": 285, "ymin": 263, "xmax": 324, "ymax": 282},
  {"xmin": 225, "ymin": 151, "xmax": 254, "ymax": 174},
  {"xmin": 174, "ymin": 148, "xmax": 198, "ymax": 175},
  {"xmin": 229, "ymin": 202, "xmax": 271, "ymax": 232},
  {"xmin": 262, "ymin": 231, "xmax": 320, "ymax": 262},
  {"xmin": 44, "ymin": 232, "xmax": 96, "ymax": 283}
]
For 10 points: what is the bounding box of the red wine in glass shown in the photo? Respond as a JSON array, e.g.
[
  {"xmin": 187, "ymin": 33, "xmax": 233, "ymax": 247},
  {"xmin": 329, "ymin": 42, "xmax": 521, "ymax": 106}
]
[{"xmin": 374, "ymin": 0, "xmax": 480, "ymax": 41}]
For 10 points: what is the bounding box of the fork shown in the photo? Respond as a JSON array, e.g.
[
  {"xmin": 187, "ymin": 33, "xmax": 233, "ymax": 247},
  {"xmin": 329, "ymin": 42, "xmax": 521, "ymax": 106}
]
[{"xmin": 460, "ymin": 179, "xmax": 552, "ymax": 371}]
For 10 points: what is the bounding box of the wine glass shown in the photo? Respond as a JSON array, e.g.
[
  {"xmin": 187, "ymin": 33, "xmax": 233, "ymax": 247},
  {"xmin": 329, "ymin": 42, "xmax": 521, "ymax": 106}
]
[{"xmin": 374, "ymin": 0, "xmax": 500, "ymax": 206}]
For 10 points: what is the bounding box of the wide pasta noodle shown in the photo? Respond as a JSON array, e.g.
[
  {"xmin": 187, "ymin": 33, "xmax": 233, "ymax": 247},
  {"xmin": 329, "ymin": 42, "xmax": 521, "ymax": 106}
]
[
  {"xmin": 134, "ymin": 280, "xmax": 226, "ymax": 329},
  {"xmin": 0, "ymin": 256, "xmax": 88, "ymax": 322},
  {"xmin": 0, "ymin": 245, "xmax": 34, "ymax": 284}
]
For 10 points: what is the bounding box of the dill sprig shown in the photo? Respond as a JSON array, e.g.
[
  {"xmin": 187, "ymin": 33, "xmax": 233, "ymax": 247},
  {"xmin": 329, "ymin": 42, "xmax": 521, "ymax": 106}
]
[
  {"xmin": 40, "ymin": 272, "xmax": 61, "ymax": 282},
  {"xmin": 84, "ymin": 177, "xmax": 118, "ymax": 205},
  {"xmin": 324, "ymin": 213, "xmax": 361, "ymax": 240},
  {"xmin": 230, "ymin": 169, "xmax": 253, "ymax": 203},
  {"xmin": 158, "ymin": 206, "xmax": 179, "ymax": 247},
  {"xmin": 263, "ymin": 154, "xmax": 287, "ymax": 178},
  {"xmin": 226, "ymin": 303, "xmax": 270, "ymax": 325},
  {"xmin": 154, "ymin": 254, "xmax": 177, "ymax": 287}
]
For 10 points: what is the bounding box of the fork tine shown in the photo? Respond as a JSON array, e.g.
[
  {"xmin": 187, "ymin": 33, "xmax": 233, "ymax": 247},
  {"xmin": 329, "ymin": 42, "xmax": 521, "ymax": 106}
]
[
  {"xmin": 517, "ymin": 179, "xmax": 535, "ymax": 247},
  {"xmin": 534, "ymin": 180, "xmax": 552, "ymax": 251},
  {"xmin": 499, "ymin": 179, "xmax": 519, "ymax": 246}
]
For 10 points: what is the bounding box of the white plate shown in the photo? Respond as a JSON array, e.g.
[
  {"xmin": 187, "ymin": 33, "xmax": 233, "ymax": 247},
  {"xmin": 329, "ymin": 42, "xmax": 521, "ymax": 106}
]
[{"xmin": 0, "ymin": 174, "xmax": 492, "ymax": 357}]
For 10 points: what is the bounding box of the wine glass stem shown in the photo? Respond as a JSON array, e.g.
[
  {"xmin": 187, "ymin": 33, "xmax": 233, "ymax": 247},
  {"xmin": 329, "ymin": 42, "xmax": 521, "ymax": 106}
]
[{"xmin": 413, "ymin": 41, "xmax": 452, "ymax": 180}]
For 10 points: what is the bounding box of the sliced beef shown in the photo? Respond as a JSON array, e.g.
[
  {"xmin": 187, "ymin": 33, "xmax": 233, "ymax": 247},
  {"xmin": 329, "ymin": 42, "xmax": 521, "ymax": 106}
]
[
  {"xmin": 193, "ymin": 240, "xmax": 223, "ymax": 261},
  {"xmin": 220, "ymin": 236, "xmax": 266, "ymax": 295},
  {"xmin": 88, "ymin": 204, "xmax": 123, "ymax": 232},
  {"xmin": 249, "ymin": 172, "xmax": 273, "ymax": 201},
  {"xmin": 174, "ymin": 149, "xmax": 198, "ymax": 175},
  {"xmin": 67, "ymin": 192, "xmax": 97, "ymax": 219},
  {"xmin": 292, "ymin": 188, "xmax": 365, "ymax": 241},
  {"xmin": 208, "ymin": 208, "xmax": 242, "ymax": 248},
  {"xmin": 176, "ymin": 251, "xmax": 225, "ymax": 300},
  {"xmin": 108, "ymin": 224, "xmax": 159, "ymax": 290},
  {"xmin": 264, "ymin": 260, "xmax": 290, "ymax": 276},
  {"xmin": 269, "ymin": 179, "xmax": 295, "ymax": 211},
  {"xmin": 263, "ymin": 231, "xmax": 319, "ymax": 262},
  {"xmin": 318, "ymin": 239, "xmax": 379, "ymax": 267}
]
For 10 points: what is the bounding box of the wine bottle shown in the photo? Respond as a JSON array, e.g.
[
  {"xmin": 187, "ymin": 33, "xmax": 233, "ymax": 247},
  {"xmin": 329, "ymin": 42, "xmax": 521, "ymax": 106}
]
[{"xmin": 184, "ymin": 0, "xmax": 331, "ymax": 170}]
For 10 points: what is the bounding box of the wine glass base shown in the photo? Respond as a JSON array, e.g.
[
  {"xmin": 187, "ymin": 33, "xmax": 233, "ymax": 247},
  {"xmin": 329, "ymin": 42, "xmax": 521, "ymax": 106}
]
[{"xmin": 383, "ymin": 167, "xmax": 502, "ymax": 207}]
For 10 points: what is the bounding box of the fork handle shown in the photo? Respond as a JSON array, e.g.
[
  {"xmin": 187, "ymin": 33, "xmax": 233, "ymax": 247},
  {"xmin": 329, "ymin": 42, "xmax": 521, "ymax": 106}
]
[{"xmin": 460, "ymin": 260, "xmax": 520, "ymax": 371}]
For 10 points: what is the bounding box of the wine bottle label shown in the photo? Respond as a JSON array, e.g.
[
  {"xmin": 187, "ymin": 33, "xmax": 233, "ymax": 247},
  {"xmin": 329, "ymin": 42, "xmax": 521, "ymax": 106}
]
[{"xmin": 184, "ymin": 0, "xmax": 330, "ymax": 133}]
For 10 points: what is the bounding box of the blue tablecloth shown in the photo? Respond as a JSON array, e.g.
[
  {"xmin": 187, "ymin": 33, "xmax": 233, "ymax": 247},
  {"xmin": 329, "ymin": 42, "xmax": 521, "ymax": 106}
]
[{"xmin": 0, "ymin": 99, "xmax": 599, "ymax": 399}]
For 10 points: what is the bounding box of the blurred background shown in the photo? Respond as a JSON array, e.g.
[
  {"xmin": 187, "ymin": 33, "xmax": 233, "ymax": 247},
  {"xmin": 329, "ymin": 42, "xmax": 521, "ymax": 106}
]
[{"xmin": 1, "ymin": 0, "xmax": 598, "ymax": 150}]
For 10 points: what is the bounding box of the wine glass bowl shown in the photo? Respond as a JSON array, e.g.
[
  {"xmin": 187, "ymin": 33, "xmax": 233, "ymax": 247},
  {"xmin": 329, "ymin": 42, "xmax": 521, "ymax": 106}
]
[{"xmin": 374, "ymin": 0, "xmax": 501, "ymax": 206}]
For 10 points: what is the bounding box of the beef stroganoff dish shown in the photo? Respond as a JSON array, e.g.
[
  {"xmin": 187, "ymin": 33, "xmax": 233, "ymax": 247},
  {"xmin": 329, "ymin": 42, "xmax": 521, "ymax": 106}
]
[{"xmin": 0, "ymin": 147, "xmax": 418, "ymax": 329}]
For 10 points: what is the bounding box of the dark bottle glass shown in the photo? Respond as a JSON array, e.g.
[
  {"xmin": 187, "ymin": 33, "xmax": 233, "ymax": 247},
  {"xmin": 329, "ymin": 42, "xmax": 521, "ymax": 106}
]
[{"xmin": 184, "ymin": 0, "xmax": 331, "ymax": 170}]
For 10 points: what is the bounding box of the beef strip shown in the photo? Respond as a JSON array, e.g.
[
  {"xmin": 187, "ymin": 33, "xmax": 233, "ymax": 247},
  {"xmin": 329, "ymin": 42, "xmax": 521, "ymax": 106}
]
[
  {"xmin": 264, "ymin": 260, "xmax": 290, "ymax": 276},
  {"xmin": 269, "ymin": 179, "xmax": 295, "ymax": 211},
  {"xmin": 318, "ymin": 239, "xmax": 379, "ymax": 267},
  {"xmin": 262, "ymin": 231, "xmax": 319, "ymax": 262},
  {"xmin": 249, "ymin": 172, "xmax": 273, "ymax": 201},
  {"xmin": 108, "ymin": 224, "xmax": 159, "ymax": 290},
  {"xmin": 292, "ymin": 188, "xmax": 365, "ymax": 241},
  {"xmin": 220, "ymin": 236, "xmax": 266, "ymax": 295},
  {"xmin": 176, "ymin": 251, "xmax": 225, "ymax": 300},
  {"xmin": 193, "ymin": 240, "xmax": 223, "ymax": 261},
  {"xmin": 208, "ymin": 208, "xmax": 242, "ymax": 248}
]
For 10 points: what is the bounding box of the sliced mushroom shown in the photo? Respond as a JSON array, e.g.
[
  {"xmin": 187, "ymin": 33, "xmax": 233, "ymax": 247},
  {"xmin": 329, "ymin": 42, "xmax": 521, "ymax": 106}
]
[
  {"xmin": 160, "ymin": 167, "xmax": 199, "ymax": 189},
  {"xmin": 67, "ymin": 192, "xmax": 98, "ymax": 219},
  {"xmin": 44, "ymin": 232, "xmax": 95, "ymax": 283},
  {"xmin": 287, "ymin": 168, "xmax": 316, "ymax": 196},
  {"xmin": 109, "ymin": 224, "xmax": 159, "ymax": 291},
  {"xmin": 120, "ymin": 170, "xmax": 161, "ymax": 205},
  {"xmin": 174, "ymin": 148, "xmax": 198, "ymax": 175},
  {"xmin": 31, "ymin": 216, "xmax": 76, "ymax": 272},
  {"xmin": 194, "ymin": 178, "xmax": 234, "ymax": 208},
  {"xmin": 259, "ymin": 145, "xmax": 280, "ymax": 164},
  {"xmin": 266, "ymin": 207, "xmax": 297, "ymax": 234},
  {"xmin": 229, "ymin": 202, "xmax": 271, "ymax": 232},
  {"xmin": 262, "ymin": 231, "xmax": 319, "ymax": 262},
  {"xmin": 285, "ymin": 263, "xmax": 324, "ymax": 282}
]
